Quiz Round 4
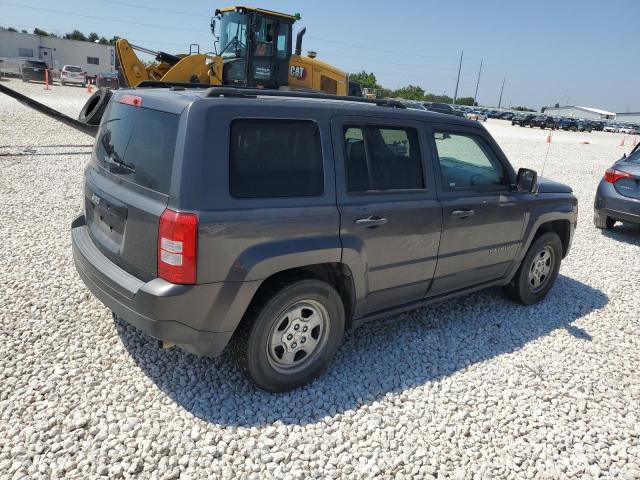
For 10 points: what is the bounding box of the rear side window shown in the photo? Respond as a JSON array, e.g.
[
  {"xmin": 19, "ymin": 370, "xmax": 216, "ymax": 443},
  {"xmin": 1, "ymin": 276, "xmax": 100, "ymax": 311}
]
[
  {"xmin": 95, "ymin": 102, "xmax": 179, "ymax": 194},
  {"xmin": 230, "ymin": 119, "xmax": 323, "ymax": 198},
  {"xmin": 343, "ymin": 125, "xmax": 424, "ymax": 193}
]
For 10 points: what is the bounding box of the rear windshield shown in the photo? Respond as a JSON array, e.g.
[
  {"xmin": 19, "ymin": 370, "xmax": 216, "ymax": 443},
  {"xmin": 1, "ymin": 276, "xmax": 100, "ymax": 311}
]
[
  {"xmin": 65, "ymin": 66, "xmax": 82, "ymax": 72},
  {"xmin": 94, "ymin": 102, "xmax": 179, "ymax": 194},
  {"xmin": 628, "ymin": 148, "xmax": 640, "ymax": 164},
  {"xmin": 27, "ymin": 61, "xmax": 46, "ymax": 67}
]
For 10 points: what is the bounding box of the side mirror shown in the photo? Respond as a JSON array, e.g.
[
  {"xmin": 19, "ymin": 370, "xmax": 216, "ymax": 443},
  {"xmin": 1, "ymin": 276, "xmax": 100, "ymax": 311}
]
[
  {"xmin": 516, "ymin": 168, "xmax": 538, "ymax": 193},
  {"xmin": 210, "ymin": 18, "xmax": 216, "ymax": 37}
]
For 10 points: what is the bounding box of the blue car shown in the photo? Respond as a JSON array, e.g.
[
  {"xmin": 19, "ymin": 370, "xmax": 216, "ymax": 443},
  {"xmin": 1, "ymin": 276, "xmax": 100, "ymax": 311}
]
[{"xmin": 594, "ymin": 144, "xmax": 640, "ymax": 229}]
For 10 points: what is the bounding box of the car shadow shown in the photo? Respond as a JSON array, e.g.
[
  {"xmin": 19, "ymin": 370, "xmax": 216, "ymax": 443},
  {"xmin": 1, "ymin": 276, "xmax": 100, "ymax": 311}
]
[
  {"xmin": 601, "ymin": 223, "xmax": 640, "ymax": 245},
  {"xmin": 115, "ymin": 274, "xmax": 606, "ymax": 427}
]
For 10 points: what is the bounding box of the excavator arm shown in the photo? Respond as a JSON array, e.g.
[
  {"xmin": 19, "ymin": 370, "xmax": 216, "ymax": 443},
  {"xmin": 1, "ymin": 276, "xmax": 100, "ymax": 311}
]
[{"xmin": 115, "ymin": 39, "xmax": 223, "ymax": 87}]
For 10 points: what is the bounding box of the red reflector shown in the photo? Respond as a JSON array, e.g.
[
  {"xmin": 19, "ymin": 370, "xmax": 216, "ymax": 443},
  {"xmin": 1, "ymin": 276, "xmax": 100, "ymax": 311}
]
[
  {"xmin": 604, "ymin": 168, "xmax": 633, "ymax": 183},
  {"xmin": 120, "ymin": 94, "xmax": 143, "ymax": 107},
  {"xmin": 158, "ymin": 209, "xmax": 198, "ymax": 284}
]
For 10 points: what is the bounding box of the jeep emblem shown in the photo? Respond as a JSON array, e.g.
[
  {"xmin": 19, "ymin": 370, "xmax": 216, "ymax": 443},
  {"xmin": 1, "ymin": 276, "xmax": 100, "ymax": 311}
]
[{"xmin": 91, "ymin": 193, "xmax": 100, "ymax": 206}]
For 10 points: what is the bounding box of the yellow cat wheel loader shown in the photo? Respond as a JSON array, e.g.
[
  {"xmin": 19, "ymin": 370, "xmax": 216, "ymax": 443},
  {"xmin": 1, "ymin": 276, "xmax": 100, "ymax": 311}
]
[{"xmin": 116, "ymin": 6, "xmax": 358, "ymax": 95}]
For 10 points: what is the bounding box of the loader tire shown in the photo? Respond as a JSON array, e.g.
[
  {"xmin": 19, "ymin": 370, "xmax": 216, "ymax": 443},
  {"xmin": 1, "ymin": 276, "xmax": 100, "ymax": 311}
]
[{"xmin": 78, "ymin": 88, "xmax": 112, "ymax": 126}]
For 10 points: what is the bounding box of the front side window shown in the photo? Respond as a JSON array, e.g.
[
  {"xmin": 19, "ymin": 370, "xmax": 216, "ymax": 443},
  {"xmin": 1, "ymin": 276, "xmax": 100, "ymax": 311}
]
[
  {"xmin": 230, "ymin": 119, "xmax": 323, "ymax": 197},
  {"xmin": 276, "ymin": 23, "xmax": 289, "ymax": 59},
  {"xmin": 433, "ymin": 132, "xmax": 506, "ymax": 190},
  {"xmin": 219, "ymin": 11, "xmax": 248, "ymax": 59},
  {"xmin": 343, "ymin": 125, "xmax": 424, "ymax": 193}
]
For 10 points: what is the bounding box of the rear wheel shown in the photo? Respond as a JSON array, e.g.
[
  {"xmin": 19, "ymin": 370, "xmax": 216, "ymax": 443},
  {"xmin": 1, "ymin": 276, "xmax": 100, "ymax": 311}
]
[
  {"xmin": 594, "ymin": 212, "xmax": 615, "ymax": 229},
  {"xmin": 234, "ymin": 279, "xmax": 345, "ymax": 392},
  {"xmin": 504, "ymin": 232, "xmax": 562, "ymax": 305}
]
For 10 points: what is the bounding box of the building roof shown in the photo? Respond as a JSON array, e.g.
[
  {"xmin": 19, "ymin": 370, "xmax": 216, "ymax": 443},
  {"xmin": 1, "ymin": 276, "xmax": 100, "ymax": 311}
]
[
  {"xmin": 616, "ymin": 112, "xmax": 640, "ymax": 116},
  {"xmin": 546, "ymin": 105, "xmax": 616, "ymax": 116}
]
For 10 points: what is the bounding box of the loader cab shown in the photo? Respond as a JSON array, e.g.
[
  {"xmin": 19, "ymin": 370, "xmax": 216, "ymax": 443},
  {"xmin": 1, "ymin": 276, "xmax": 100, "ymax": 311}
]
[{"xmin": 215, "ymin": 6, "xmax": 295, "ymax": 89}]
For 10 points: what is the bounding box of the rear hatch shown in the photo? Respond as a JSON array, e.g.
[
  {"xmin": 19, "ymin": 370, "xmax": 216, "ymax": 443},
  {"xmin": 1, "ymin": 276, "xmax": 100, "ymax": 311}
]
[
  {"xmin": 85, "ymin": 95, "xmax": 181, "ymax": 281},
  {"xmin": 614, "ymin": 156, "xmax": 640, "ymax": 200}
]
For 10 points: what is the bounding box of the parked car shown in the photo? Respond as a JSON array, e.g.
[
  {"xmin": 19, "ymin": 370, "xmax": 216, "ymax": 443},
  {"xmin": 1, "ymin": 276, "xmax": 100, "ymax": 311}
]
[
  {"xmin": 60, "ymin": 65, "xmax": 86, "ymax": 86},
  {"xmin": 465, "ymin": 110, "xmax": 488, "ymax": 122},
  {"xmin": 21, "ymin": 60, "xmax": 49, "ymax": 83},
  {"xmin": 577, "ymin": 120, "xmax": 593, "ymax": 133},
  {"xmin": 95, "ymin": 72, "xmax": 120, "ymax": 89},
  {"xmin": 629, "ymin": 126, "xmax": 640, "ymax": 135},
  {"xmin": 400, "ymin": 100, "xmax": 428, "ymax": 111},
  {"xmin": 424, "ymin": 102, "xmax": 465, "ymax": 117},
  {"xmin": 591, "ymin": 121, "xmax": 605, "ymax": 131},
  {"xmin": 558, "ymin": 118, "xmax": 579, "ymax": 131},
  {"xmin": 71, "ymin": 87, "xmax": 577, "ymax": 391},
  {"xmin": 500, "ymin": 112, "xmax": 514, "ymax": 120},
  {"xmin": 619, "ymin": 125, "xmax": 634, "ymax": 134},
  {"xmin": 603, "ymin": 124, "xmax": 619, "ymax": 133},
  {"xmin": 530, "ymin": 115, "xmax": 556, "ymax": 130},
  {"xmin": 594, "ymin": 145, "xmax": 640, "ymax": 229},
  {"xmin": 512, "ymin": 114, "xmax": 535, "ymax": 127}
]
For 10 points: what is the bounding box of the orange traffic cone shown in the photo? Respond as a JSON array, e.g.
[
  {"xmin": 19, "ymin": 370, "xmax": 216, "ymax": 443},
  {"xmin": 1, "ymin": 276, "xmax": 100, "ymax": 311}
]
[
  {"xmin": 86, "ymin": 82, "xmax": 93, "ymax": 93},
  {"xmin": 546, "ymin": 132, "xmax": 552, "ymax": 144},
  {"xmin": 619, "ymin": 137, "xmax": 625, "ymax": 147},
  {"xmin": 44, "ymin": 69, "xmax": 50, "ymax": 90}
]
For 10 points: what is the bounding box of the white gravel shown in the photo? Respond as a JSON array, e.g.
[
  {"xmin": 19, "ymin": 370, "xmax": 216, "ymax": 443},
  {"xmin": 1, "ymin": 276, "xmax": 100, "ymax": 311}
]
[{"xmin": 1, "ymin": 78, "xmax": 639, "ymax": 479}]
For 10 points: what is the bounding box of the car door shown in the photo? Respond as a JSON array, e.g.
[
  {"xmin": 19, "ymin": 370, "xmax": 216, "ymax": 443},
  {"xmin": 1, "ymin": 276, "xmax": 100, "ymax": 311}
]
[
  {"xmin": 332, "ymin": 116, "xmax": 442, "ymax": 316},
  {"xmin": 426, "ymin": 123, "xmax": 527, "ymax": 296}
]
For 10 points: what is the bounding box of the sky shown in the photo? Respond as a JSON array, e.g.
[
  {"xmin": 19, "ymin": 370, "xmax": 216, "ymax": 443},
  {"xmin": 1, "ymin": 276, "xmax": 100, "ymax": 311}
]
[{"xmin": 1, "ymin": 0, "xmax": 638, "ymax": 112}]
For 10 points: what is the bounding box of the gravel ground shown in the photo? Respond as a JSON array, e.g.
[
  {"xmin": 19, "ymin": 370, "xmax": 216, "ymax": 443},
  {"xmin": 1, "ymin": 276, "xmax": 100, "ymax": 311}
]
[{"xmin": 1, "ymin": 78, "xmax": 639, "ymax": 479}]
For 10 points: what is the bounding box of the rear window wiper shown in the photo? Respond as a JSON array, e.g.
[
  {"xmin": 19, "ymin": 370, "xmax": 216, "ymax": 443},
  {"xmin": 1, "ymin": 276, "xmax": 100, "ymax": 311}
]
[{"xmin": 104, "ymin": 153, "xmax": 136, "ymax": 173}]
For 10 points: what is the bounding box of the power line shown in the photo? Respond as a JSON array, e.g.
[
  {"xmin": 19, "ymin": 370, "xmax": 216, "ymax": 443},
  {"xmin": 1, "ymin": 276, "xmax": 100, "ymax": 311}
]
[
  {"xmin": 0, "ymin": 2, "xmax": 200, "ymax": 32},
  {"xmin": 306, "ymin": 35, "xmax": 460, "ymax": 62},
  {"xmin": 91, "ymin": 0, "xmax": 207, "ymax": 17}
]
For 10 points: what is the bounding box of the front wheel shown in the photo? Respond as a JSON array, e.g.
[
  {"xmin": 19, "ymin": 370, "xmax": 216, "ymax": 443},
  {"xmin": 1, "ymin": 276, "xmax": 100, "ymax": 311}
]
[
  {"xmin": 503, "ymin": 232, "xmax": 562, "ymax": 305},
  {"xmin": 234, "ymin": 279, "xmax": 345, "ymax": 392}
]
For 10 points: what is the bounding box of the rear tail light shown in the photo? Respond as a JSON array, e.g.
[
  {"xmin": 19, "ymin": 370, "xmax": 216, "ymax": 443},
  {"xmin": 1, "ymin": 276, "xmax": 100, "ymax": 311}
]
[
  {"xmin": 604, "ymin": 168, "xmax": 633, "ymax": 183},
  {"xmin": 158, "ymin": 209, "xmax": 198, "ymax": 284}
]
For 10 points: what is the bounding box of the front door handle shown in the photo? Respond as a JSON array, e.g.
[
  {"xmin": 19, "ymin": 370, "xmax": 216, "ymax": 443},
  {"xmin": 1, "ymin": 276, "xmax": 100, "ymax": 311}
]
[
  {"xmin": 450, "ymin": 209, "xmax": 475, "ymax": 219},
  {"xmin": 355, "ymin": 216, "xmax": 388, "ymax": 228}
]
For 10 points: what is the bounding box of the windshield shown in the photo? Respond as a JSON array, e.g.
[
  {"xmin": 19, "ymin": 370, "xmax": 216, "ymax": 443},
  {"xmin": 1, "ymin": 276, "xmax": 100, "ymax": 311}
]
[
  {"xmin": 219, "ymin": 11, "xmax": 248, "ymax": 58},
  {"xmin": 65, "ymin": 66, "xmax": 82, "ymax": 72}
]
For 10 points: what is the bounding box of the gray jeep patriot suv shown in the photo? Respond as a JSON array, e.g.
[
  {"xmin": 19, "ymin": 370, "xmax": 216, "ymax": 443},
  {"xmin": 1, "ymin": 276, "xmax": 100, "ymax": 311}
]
[{"xmin": 71, "ymin": 86, "xmax": 577, "ymax": 392}]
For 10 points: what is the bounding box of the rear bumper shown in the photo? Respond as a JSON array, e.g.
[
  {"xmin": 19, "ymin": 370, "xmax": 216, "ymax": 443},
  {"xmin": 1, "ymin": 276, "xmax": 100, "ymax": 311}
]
[
  {"xmin": 61, "ymin": 76, "xmax": 85, "ymax": 84},
  {"xmin": 71, "ymin": 215, "xmax": 260, "ymax": 357},
  {"xmin": 594, "ymin": 181, "xmax": 640, "ymax": 224}
]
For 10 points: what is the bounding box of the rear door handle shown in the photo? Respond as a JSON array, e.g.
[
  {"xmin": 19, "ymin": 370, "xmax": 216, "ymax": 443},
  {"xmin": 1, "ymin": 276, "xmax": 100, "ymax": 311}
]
[
  {"xmin": 355, "ymin": 216, "xmax": 388, "ymax": 228},
  {"xmin": 450, "ymin": 209, "xmax": 475, "ymax": 219}
]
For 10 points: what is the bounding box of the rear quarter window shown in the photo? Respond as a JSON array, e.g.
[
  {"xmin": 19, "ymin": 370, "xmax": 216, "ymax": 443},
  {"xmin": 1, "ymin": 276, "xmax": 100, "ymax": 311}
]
[
  {"xmin": 229, "ymin": 119, "xmax": 324, "ymax": 198},
  {"xmin": 94, "ymin": 102, "xmax": 179, "ymax": 194}
]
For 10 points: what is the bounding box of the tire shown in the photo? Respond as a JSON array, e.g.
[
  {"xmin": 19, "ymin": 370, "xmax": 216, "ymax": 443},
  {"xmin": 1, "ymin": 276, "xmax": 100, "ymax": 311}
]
[
  {"xmin": 234, "ymin": 279, "xmax": 345, "ymax": 392},
  {"xmin": 78, "ymin": 87, "xmax": 112, "ymax": 125},
  {"xmin": 594, "ymin": 212, "xmax": 615, "ymax": 229},
  {"xmin": 503, "ymin": 232, "xmax": 562, "ymax": 305}
]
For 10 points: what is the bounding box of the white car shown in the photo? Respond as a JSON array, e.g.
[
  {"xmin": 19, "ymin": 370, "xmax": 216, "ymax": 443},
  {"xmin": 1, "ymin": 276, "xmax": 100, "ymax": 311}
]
[
  {"xmin": 59, "ymin": 65, "xmax": 86, "ymax": 86},
  {"xmin": 603, "ymin": 124, "xmax": 618, "ymax": 133},
  {"xmin": 618, "ymin": 125, "xmax": 634, "ymax": 134},
  {"xmin": 465, "ymin": 111, "xmax": 488, "ymax": 122}
]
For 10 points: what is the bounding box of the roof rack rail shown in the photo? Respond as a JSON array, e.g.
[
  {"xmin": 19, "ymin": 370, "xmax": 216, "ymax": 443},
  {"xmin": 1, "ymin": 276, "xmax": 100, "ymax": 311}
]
[{"xmin": 134, "ymin": 81, "xmax": 406, "ymax": 108}]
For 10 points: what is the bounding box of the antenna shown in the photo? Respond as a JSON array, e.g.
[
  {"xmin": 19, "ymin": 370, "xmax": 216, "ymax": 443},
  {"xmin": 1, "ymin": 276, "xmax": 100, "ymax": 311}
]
[{"xmin": 453, "ymin": 50, "xmax": 463, "ymax": 105}]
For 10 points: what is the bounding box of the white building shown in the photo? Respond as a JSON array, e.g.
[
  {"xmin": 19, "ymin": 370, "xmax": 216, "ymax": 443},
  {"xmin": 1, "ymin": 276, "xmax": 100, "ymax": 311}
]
[
  {"xmin": 544, "ymin": 106, "xmax": 616, "ymax": 120},
  {"xmin": 0, "ymin": 30, "xmax": 116, "ymax": 75},
  {"xmin": 616, "ymin": 112, "xmax": 640, "ymax": 124}
]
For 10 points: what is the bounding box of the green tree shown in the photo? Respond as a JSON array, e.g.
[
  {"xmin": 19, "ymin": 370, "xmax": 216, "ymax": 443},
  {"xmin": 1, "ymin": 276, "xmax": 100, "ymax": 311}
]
[
  {"xmin": 108, "ymin": 36, "xmax": 121, "ymax": 46},
  {"xmin": 64, "ymin": 30, "xmax": 88, "ymax": 41},
  {"xmin": 541, "ymin": 106, "xmax": 547, "ymax": 113},
  {"xmin": 348, "ymin": 71, "xmax": 380, "ymax": 90},
  {"xmin": 554, "ymin": 102, "xmax": 560, "ymax": 108},
  {"xmin": 394, "ymin": 85, "xmax": 425, "ymax": 100},
  {"xmin": 88, "ymin": 32, "xmax": 99, "ymax": 43},
  {"xmin": 7, "ymin": 27, "xmax": 17, "ymax": 32},
  {"xmin": 98, "ymin": 37, "xmax": 109, "ymax": 45},
  {"xmin": 455, "ymin": 96, "xmax": 475, "ymax": 106},
  {"xmin": 21, "ymin": 29, "xmax": 28, "ymax": 34},
  {"xmin": 33, "ymin": 27, "xmax": 49, "ymax": 36}
]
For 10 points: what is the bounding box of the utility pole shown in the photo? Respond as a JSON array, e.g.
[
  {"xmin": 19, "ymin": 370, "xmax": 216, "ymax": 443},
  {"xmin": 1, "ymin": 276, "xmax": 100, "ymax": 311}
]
[
  {"xmin": 473, "ymin": 59, "xmax": 483, "ymax": 107},
  {"xmin": 497, "ymin": 77, "xmax": 506, "ymax": 109},
  {"xmin": 453, "ymin": 50, "xmax": 463, "ymax": 105}
]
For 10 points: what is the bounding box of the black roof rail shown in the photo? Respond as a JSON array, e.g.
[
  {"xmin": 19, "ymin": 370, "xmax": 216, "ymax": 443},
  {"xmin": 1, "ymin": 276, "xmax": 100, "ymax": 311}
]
[{"xmin": 134, "ymin": 81, "xmax": 406, "ymax": 108}]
